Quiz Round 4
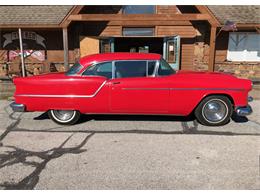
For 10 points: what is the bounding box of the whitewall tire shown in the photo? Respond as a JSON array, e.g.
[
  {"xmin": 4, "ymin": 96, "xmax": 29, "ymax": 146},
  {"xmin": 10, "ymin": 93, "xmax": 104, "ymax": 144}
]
[
  {"xmin": 195, "ymin": 95, "xmax": 233, "ymax": 126},
  {"xmin": 48, "ymin": 110, "xmax": 81, "ymax": 125}
]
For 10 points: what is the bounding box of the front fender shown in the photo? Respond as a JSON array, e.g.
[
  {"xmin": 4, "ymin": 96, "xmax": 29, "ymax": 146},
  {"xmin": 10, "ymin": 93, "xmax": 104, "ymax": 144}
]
[{"xmin": 169, "ymin": 89, "xmax": 248, "ymax": 116}]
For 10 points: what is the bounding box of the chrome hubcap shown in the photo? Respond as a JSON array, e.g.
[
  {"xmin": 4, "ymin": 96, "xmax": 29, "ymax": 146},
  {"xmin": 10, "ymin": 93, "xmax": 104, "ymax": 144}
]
[
  {"xmin": 52, "ymin": 110, "xmax": 75, "ymax": 121},
  {"xmin": 202, "ymin": 100, "xmax": 228, "ymax": 123}
]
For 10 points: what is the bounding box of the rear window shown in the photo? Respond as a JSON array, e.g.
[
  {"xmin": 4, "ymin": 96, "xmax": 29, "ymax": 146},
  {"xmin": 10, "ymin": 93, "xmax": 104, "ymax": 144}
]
[{"xmin": 65, "ymin": 63, "xmax": 83, "ymax": 76}]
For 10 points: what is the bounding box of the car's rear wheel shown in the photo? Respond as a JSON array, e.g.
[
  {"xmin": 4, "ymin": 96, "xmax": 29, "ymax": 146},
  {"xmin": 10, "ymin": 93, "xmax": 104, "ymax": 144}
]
[
  {"xmin": 195, "ymin": 95, "xmax": 233, "ymax": 126},
  {"xmin": 48, "ymin": 110, "xmax": 81, "ymax": 125}
]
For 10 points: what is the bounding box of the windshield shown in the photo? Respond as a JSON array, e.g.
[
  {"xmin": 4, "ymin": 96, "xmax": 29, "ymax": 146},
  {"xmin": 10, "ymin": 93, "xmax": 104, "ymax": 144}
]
[
  {"xmin": 158, "ymin": 58, "xmax": 176, "ymax": 76},
  {"xmin": 65, "ymin": 62, "xmax": 83, "ymax": 76}
]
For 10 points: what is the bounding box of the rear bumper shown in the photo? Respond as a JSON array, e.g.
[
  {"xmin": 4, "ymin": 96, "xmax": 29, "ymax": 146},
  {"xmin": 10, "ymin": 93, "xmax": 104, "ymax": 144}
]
[
  {"xmin": 235, "ymin": 105, "xmax": 252, "ymax": 116},
  {"xmin": 10, "ymin": 102, "xmax": 25, "ymax": 112}
]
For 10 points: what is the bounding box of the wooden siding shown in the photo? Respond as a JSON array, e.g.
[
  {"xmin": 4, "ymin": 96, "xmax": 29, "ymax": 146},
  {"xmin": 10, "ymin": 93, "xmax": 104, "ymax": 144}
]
[
  {"xmin": 181, "ymin": 43, "xmax": 195, "ymax": 70},
  {"xmin": 100, "ymin": 26, "xmax": 121, "ymax": 36},
  {"xmin": 156, "ymin": 5, "xmax": 180, "ymax": 14},
  {"xmin": 46, "ymin": 50, "xmax": 75, "ymax": 63},
  {"xmin": 80, "ymin": 23, "xmax": 121, "ymax": 37},
  {"xmin": 157, "ymin": 26, "xmax": 196, "ymax": 38},
  {"xmin": 80, "ymin": 36, "xmax": 99, "ymax": 56}
]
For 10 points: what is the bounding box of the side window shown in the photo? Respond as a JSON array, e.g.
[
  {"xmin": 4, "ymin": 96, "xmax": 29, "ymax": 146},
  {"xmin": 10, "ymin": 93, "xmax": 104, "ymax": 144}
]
[
  {"xmin": 66, "ymin": 62, "xmax": 83, "ymax": 76},
  {"xmin": 115, "ymin": 61, "xmax": 147, "ymax": 78},
  {"xmin": 158, "ymin": 59, "xmax": 175, "ymax": 76},
  {"xmin": 83, "ymin": 62, "xmax": 112, "ymax": 79}
]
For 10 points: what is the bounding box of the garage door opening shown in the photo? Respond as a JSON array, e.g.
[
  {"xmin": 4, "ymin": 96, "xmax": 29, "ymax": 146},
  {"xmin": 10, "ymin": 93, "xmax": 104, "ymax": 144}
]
[{"xmin": 114, "ymin": 37, "xmax": 164, "ymax": 55}]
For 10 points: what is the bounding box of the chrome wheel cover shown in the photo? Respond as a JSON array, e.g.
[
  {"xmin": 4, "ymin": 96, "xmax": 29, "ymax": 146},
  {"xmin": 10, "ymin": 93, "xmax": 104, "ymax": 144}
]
[
  {"xmin": 51, "ymin": 110, "xmax": 76, "ymax": 122},
  {"xmin": 202, "ymin": 99, "xmax": 228, "ymax": 123}
]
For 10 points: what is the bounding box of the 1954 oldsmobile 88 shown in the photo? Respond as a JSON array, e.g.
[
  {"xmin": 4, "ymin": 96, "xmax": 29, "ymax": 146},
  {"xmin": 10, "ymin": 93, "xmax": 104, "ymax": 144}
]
[{"xmin": 10, "ymin": 53, "xmax": 253, "ymax": 126}]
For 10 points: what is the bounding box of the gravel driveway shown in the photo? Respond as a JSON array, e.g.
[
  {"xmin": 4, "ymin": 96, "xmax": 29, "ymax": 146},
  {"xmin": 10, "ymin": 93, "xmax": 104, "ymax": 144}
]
[{"xmin": 0, "ymin": 100, "xmax": 259, "ymax": 190}]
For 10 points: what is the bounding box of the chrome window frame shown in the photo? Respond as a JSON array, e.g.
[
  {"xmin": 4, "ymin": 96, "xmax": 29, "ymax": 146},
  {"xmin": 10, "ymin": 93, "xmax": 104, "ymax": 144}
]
[
  {"xmin": 154, "ymin": 60, "xmax": 160, "ymax": 77},
  {"xmin": 81, "ymin": 59, "xmax": 159, "ymax": 79},
  {"xmin": 113, "ymin": 60, "xmax": 157, "ymax": 79},
  {"xmin": 147, "ymin": 60, "xmax": 158, "ymax": 77}
]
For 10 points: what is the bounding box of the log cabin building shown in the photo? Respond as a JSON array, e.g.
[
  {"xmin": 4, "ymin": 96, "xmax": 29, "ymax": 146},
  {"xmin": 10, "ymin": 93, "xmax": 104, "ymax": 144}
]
[{"xmin": 0, "ymin": 5, "xmax": 259, "ymax": 79}]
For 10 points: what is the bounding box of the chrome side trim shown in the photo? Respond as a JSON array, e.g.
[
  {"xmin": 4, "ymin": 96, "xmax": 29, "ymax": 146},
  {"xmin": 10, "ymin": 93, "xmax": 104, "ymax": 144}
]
[
  {"xmin": 173, "ymin": 88, "xmax": 245, "ymax": 91},
  {"xmin": 16, "ymin": 81, "xmax": 107, "ymax": 98},
  {"xmin": 123, "ymin": 88, "xmax": 169, "ymax": 90},
  {"xmin": 122, "ymin": 87, "xmax": 245, "ymax": 91}
]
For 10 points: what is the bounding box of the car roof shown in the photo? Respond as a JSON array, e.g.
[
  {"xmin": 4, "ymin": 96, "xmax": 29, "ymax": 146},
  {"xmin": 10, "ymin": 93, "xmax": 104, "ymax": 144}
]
[{"xmin": 79, "ymin": 52, "xmax": 161, "ymax": 66}]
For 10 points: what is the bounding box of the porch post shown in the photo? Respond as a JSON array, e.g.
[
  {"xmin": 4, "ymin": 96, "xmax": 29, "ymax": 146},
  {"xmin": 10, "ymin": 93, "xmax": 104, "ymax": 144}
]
[
  {"xmin": 62, "ymin": 27, "xmax": 69, "ymax": 71},
  {"xmin": 18, "ymin": 28, "xmax": 26, "ymax": 77},
  {"xmin": 208, "ymin": 25, "xmax": 217, "ymax": 72}
]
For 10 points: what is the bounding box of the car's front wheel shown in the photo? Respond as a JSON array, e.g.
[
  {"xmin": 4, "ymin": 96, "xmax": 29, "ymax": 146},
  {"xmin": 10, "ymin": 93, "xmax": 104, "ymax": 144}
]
[
  {"xmin": 48, "ymin": 110, "xmax": 81, "ymax": 125},
  {"xmin": 195, "ymin": 95, "xmax": 233, "ymax": 126}
]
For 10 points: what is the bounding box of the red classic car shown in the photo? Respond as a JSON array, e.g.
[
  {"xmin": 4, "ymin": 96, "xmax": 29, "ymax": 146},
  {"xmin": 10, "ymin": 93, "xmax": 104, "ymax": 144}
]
[{"xmin": 10, "ymin": 52, "xmax": 253, "ymax": 126}]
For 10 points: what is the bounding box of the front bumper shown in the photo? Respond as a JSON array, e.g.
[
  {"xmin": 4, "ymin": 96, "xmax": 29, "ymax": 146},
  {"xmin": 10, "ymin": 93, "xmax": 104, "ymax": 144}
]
[
  {"xmin": 10, "ymin": 102, "xmax": 25, "ymax": 112},
  {"xmin": 235, "ymin": 105, "xmax": 253, "ymax": 116}
]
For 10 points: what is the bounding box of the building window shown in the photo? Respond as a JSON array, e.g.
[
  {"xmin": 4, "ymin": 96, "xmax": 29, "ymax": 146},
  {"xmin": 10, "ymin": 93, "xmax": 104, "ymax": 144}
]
[
  {"xmin": 122, "ymin": 28, "xmax": 155, "ymax": 36},
  {"xmin": 227, "ymin": 32, "xmax": 260, "ymax": 62},
  {"xmin": 122, "ymin": 5, "xmax": 155, "ymax": 14}
]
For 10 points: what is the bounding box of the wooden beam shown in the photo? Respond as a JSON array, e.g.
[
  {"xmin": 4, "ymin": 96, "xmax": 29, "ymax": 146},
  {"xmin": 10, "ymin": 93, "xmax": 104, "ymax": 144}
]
[
  {"xmin": 68, "ymin": 14, "xmax": 211, "ymax": 22},
  {"xmin": 62, "ymin": 28, "xmax": 69, "ymax": 71},
  {"xmin": 60, "ymin": 5, "xmax": 84, "ymax": 28},
  {"xmin": 106, "ymin": 20, "xmax": 192, "ymax": 26},
  {"xmin": 0, "ymin": 24, "xmax": 60, "ymax": 29},
  {"xmin": 209, "ymin": 26, "xmax": 217, "ymax": 72},
  {"xmin": 196, "ymin": 5, "xmax": 220, "ymax": 26},
  {"xmin": 195, "ymin": 5, "xmax": 209, "ymax": 14}
]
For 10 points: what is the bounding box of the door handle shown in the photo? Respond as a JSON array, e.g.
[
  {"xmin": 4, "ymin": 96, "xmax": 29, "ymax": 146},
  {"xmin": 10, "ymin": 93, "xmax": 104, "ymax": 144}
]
[{"xmin": 113, "ymin": 81, "xmax": 121, "ymax": 85}]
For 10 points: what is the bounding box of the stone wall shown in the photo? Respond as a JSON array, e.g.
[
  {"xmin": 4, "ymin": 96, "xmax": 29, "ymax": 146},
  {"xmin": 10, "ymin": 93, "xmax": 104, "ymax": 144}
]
[
  {"xmin": 0, "ymin": 80, "xmax": 15, "ymax": 99},
  {"xmin": 192, "ymin": 23, "xmax": 210, "ymax": 72},
  {"xmin": 193, "ymin": 42, "xmax": 210, "ymax": 71},
  {"xmin": 215, "ymin": 62, "xmax": 260, "ymax": 80},
  {"xmin": 192, "ymin": 27, "xmax": 260, "ymax": 80}
]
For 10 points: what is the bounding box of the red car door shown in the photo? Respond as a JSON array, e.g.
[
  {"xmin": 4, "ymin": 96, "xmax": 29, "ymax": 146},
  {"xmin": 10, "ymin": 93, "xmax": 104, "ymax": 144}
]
[{"xmin": 108, "ymin": 60, "xmax": 170, "ymax": 114}]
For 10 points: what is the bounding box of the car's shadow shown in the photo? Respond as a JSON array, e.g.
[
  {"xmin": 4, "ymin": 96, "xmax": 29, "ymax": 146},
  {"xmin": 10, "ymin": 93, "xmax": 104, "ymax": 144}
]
[
  {"xmin": 30, "ymin": 112, "xmax": 260, "ymax": 136},
  {"xmin": 231, "ymin": 114, "xmax": 249, "ymax": 123},
  {"xmin": 34, "ymin": 111, "xmax": 249, "ymax": 124},
  {"xmin": 34, "ymin": 112, "xmax": 196, "ymax": 123}
]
